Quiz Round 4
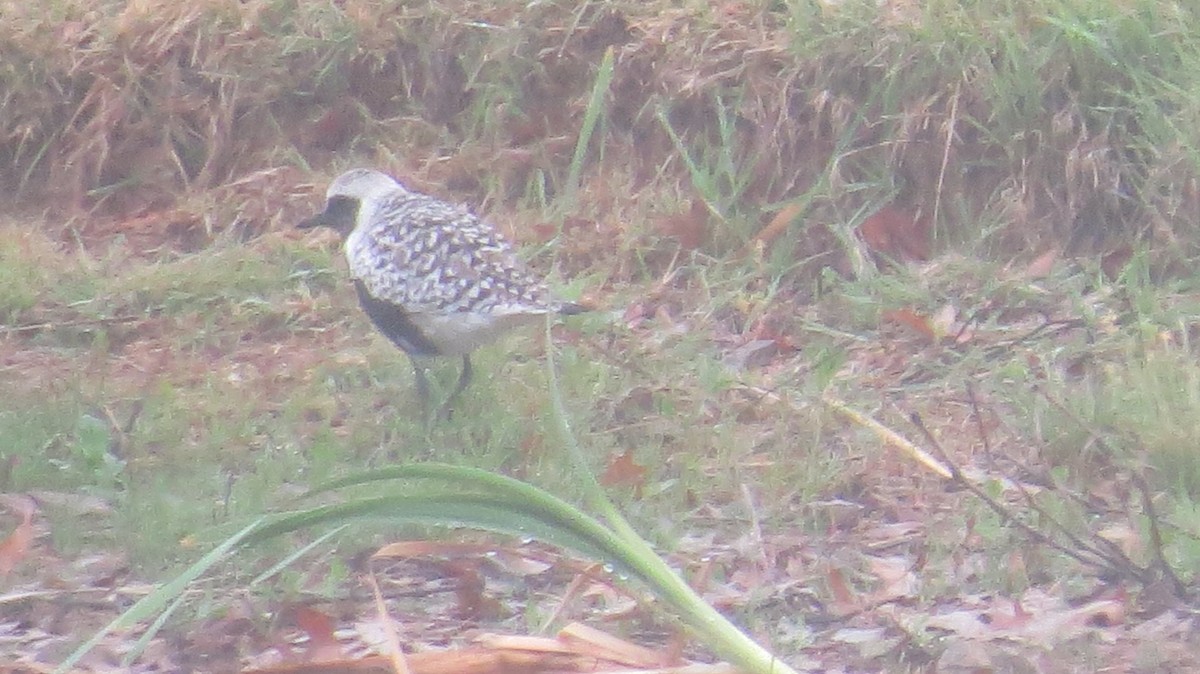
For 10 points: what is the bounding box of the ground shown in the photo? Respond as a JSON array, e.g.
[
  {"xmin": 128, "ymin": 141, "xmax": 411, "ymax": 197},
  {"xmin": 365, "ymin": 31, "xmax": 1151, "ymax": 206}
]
[{"xmin": 3, "ymin": 1, "xmax": 1200, "ymax": 673}]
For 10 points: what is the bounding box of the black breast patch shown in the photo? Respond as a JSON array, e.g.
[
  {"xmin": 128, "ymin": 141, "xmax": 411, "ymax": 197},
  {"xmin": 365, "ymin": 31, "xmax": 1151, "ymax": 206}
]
[
  {"xmin": 299, "ymin": 195, "xmax": 362, "ymax": 234},
  {"xmin": 354, "ymin": 279, "xmax": 441, "ymax": 357}
]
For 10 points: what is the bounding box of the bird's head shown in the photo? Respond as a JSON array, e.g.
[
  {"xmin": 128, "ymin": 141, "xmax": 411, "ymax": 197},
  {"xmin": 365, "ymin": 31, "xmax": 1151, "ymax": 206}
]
[{"xmin": 298, "ymin": 169, "xmax": 406, "ymax": 235}]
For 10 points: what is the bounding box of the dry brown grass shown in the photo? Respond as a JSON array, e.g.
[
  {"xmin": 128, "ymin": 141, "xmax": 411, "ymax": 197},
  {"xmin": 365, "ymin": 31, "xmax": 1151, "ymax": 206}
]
[{"xmin": 2, "ymin": 0, "xmax": 1197, "ymax": 268}]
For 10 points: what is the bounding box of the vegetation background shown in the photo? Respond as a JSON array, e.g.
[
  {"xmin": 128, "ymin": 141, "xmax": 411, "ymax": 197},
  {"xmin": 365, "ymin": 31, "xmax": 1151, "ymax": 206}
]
[{"xmin": 2, "ymin": 0, "xmax": 1200, "ymax": 670}]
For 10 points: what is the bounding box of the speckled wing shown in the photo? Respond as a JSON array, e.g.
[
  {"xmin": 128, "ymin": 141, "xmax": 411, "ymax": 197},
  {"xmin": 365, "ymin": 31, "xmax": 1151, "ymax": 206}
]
[{"xmin": 347, "ymin": 191, "xmax": 558, "ymax": 317}]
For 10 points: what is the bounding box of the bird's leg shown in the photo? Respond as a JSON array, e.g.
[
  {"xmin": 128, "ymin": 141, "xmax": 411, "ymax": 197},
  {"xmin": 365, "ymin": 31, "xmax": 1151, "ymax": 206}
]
[
  {"xmin": 436, "ymin": 355, "xmax": 473, "ymax": 422},
  {"xmin": 410, "ymin": 356, "xmax": 433, "ymax": 423}
]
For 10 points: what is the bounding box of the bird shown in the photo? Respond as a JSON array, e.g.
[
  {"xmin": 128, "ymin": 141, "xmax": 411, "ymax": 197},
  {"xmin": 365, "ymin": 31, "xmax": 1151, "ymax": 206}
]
[{"xmin": 298, "ymin": 168, "xmax": 586, "ymax": 420}]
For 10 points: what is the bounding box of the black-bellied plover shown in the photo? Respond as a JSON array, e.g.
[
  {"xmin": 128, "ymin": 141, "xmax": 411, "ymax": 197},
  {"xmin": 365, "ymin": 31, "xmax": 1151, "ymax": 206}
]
[{"xmin": 299, "ymin": 168, "xmax": 585, "ymax": 419}]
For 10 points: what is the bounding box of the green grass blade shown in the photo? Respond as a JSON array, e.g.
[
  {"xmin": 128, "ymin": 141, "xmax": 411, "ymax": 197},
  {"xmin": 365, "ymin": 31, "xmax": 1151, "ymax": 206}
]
[
  {"xmin": 121, "ymin": 591, "xmax": 187, "ymax": 667},
  {"xmin": 305, "ymin": 464, "xmax": 639, "ymax": 562},
  {"xmin": 247, "ymin": 492, "xmax": 623, "ymax": 574},
  {"xmin": 564, "ymin": 46, "xmax": 614, "ymax": 207},
  {"xmin": 543, "ymin": 327, "xmax": 798, "ymax": 674},
  {"xmin": 265, "ymin": 469, "xmax": 799, "ymax": 674},
  {"xmin": 542, "ymin": 319, "xmax": 628, "ymax": 527},
  {"xmin": 656, "ymin": 103, "xmax": 716, "ymax": 210},
  {"xmin": 250, "ymin": 524, "xmax": 349, "ymax": 586},
  {"xmin": 304, "ymin": 462, "xmax": 568, "ymax": 497},
  {"xmin": 55, "ymin": 518, "xmax": 263, "ymax": 673}
]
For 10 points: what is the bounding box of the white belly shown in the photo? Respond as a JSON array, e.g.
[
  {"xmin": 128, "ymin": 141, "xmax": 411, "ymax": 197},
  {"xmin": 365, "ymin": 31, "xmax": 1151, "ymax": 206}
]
[{"xmin": 412, "ymin": 310, "xmax": 546, "ymax": 356}]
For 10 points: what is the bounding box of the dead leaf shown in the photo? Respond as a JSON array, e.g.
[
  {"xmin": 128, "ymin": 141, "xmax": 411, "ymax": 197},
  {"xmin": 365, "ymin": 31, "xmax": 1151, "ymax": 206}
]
[
  {"xmin": 309, "ymin": 103, "xmax": 361, "ymax": 151},
  {"xmin": 1098, "ymin": 523, "xmax": 1144, "ymax": 561},
  {"xmin": 557, "ymin": 622, "xmax": 670, "ymax": 667},
  {"xmin": 1025, "ymin": 247, "xmax": 1060, "ymax": 279},
  {"xmin": 742, "ymin": 202, "xmax": 804, "ymax": 256},
  {"xmin": 858, "ymin": 205, "xmax": 931, "ymax": 262},
  {"xmin": 722, "ymin": 339, "xmax": 779, "ymax": 371},
  {"xmin": 362, "ymin": 570, "xmax": 409, "ymax": 674},
  {"xmin": 490, "ymin": 551, "xmax": 553, "ymax": 577},
  {"xmin": 882, "ymin": 308, "xmax": 937, "ymax": 342},
  {"xmin": 443, "ymin": 559, "xmax": 502, "ymax": 620},
  {"xmin": 291, "ymin": 605, "xmax": 343, "ymax": 663},
  {"xmin": 930, "ymin": 303, "xmax": 958, "ymax": 339},
  {"xmin": 0, "ymin": 494, "xmax": 37, "ymax": 578},
  {"xmin": 528, "ymin": 215, "xmax": 593, "ymax": 245},
  {"xmin": 924, "ymin": 589, "xmax": 1129, "ymax": 649},
  {"xmin": 372, "ymin": 540, "xmax": 492, "ymax": 560},
  {"xmin": 935, "ymin": 640, "xmax": 994, "ymax": 673},
  {"xmin": 27, "ymin": 490, "xmax": 112, "ymax": 515},
  {"xmin": 621, "ymin": 301, "xmax": 651, "ymax": 329},
  {"xmin": 865, "ymin": 555, "xmax": 918, "ymax": 604},
  {"xmin": 654, "ymin": 198, "xmax": 709, "ymax": 250},
  {"xmin": 244, "ymin": 645, "xmax": 579, "ymax": 674},
  {"xmin": 825, "ymin": 566, "xmax": 861, "ymax": 617},
  {"xmin": 831, "ymin": 627, "xmax": 889, "ymax": 645},
  {"xmin": 600, "ymin": 450, "xmax": 648, "ymax": 494},
  {"xmin": 530, "ymin": 220, "xmax": 558, "ymax": 243},
  {"xmin": 986, "ymin": 598, "xmax": 1034, "ymax": 630},
  {"xmin": 1101, "ymin": 243, "xmax": 1133, "ymax": 280},
  {"xmin": 1068, "ymin": 588, "xmax": 1128, "ymax": 629}
]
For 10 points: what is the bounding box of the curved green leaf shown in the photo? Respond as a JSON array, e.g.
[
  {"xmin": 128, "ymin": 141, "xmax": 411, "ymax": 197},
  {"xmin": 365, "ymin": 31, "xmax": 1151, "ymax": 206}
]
[
  {"xmin": 56, "ymin": 519, "xmax": 263, "ymax": 673},
  {"xmin": 263, "ymin": 459, "xmax": 799, "ymax": 674},
  {"xmin": 248, "ymin": 492, "xmax": 621, "ymax": 568}
]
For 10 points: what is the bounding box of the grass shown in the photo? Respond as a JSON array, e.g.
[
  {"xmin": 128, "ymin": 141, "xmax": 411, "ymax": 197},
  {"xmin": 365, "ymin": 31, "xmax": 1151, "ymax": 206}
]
[{"xmin": 3, "ymin": 0, "xmax": 1200, "ymax": 669}]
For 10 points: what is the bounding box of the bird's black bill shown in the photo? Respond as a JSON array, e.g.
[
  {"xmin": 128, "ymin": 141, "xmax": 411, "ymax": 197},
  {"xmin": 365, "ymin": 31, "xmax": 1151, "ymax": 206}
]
[
  {"xmin": 297, "ymin": 213, "xmax": 329, "ymax": 229},
  {"xmin": 298, "ymin": 195, "xmax": 360, "ymax": 234}
]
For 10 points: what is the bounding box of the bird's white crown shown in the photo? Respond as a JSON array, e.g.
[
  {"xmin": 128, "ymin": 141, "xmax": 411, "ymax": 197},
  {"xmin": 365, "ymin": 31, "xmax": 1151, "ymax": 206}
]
[{"xmin": 325, "ymin": 168, "xmax": 409, "ymax": 203}]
